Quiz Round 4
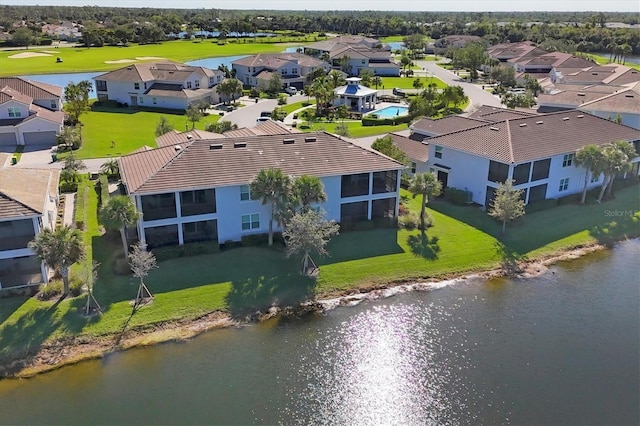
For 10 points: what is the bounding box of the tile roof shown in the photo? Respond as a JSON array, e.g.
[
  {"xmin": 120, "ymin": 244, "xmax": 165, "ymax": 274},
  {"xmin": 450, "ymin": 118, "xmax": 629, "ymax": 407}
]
[
  {"xmin": 389, "ymin": 133, "xmax": 428, "ymax": 162},
  {"xmin": 427, "ymin": 110, "xmax": 640, "ymax": 164},
  {"xmin": 155, "ymin": 121, "xmax": 298, "ymax": 147},
  {"xmin": 156, "ymin": 129, "xmax": 224, "ymax": 147},
  {"xmin": 0, "ymin": 168, "xmax": 59, "ymax": 219},
  {"xmin": 120, "ymin": 132, "xmax": 403, "ymax": 194},
  {"xmin": 467, "ymin": 105, "xmax": 537, "ymax": 122},
  {"xmin": 579, "ymin": 83, "xmax": 640, "ymax": 115},
  {"xmin": 232, "ymin": 52, "xmax": 328, "ymax": 69},
  {"xmin": 411, "ymin": 115, "xmax": 487, "ymax": 136},
  {"xmin": 94, "ymin": 62, "xmax": 222, "ymax": 83},
  {"xmin": 0, "ymin": 86, "xmax": 33, "ymax": 105},
  {"xmin": 0, "ymin": 77, "xmax": 62, "ymax": 100}
]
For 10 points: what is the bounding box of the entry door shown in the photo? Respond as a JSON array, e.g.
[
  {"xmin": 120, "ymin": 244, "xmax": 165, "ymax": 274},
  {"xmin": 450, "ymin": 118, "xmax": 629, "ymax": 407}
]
[
  {"xmin": 437, "ymin": 170, "xmax": 448, "ymax": 196},
  {"xmin": 130, "ymin": 96, "xmax": 138, "ymax": 106}
]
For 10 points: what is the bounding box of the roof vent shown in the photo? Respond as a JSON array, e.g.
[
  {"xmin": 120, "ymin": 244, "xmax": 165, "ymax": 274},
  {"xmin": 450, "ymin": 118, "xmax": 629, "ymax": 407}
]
[
  {"xmin": 490, "ymin": 126, "xmax": 499, "ymax": 131},
  {"xmin": 624, "ymin": 94, "xmax": 634, "ymax": 98},
  {"xmin": 283, "ymin": 138, "xmax": 295, "ymax": 144},
  {"xmin": 519, "ymin": 123, "xmax": 527, "ymax": 127},
  {"xmin": 577, "ymin": 93, "xmax": 585, "ymax": 96},
  {"xmin": 304, "ymin": 136, "xmax": 317, "ymax": 142},
  {"xmin": 562, "ymin": 117, "xmax": 570, "ymax": 121},
  {"xmin": 174, "ymin": 145, "xmax": 182, "ymax": 151},
  {"xmin": 591, "ymin": 72, "xmax": 598, "ymax": 75},
  {"xmin": 186, "ymin": 135, "xmax": 193, "ymax": 140},
  {"xmin": 209, "ymin": 144, "xmax": 223, "ymax": 150},
  {"xmin": 577, "ymin": 114, "xmax": 584, "ymax": 118},
  {"xmin": 234, "ymin": 142, "xmax": 247, "ymax": 148},
  {"xmin": 536, "ymin": 120, "xmax": 544, "ymax": 124}
]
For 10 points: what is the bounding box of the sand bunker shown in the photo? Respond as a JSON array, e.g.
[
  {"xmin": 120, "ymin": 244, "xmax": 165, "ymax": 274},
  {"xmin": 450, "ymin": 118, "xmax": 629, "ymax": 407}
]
[
  {"xmin": 8, "ymin": 52, "xmax": 52, "ymax": 59},
  {"xmin": 136, "ymin": 56, "xmax": 166, "ymax": 60},
  {"xmin": 104, "ymin": 59, "xmax": 137, "ymax": 64}
]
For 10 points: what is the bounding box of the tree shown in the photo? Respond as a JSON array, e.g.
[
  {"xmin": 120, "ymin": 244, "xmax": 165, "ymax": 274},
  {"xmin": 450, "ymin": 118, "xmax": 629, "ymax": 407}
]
[
  {"xmin": 413, "ymin": 78, "xmax": 424, "ymax": 90},
  {"xmin": 372, "ymin": 76, "xmax": 382, "ymax": 89},
  {"xmin": 339, "ymin": 55, "xmax": 352, "ymax": 75},
  {"xmin": 283, "ymin": 209, "xmax": 339, "ymax": 276},
  {"xmin": 294, "ymin": 175, "xmax": 327, "ymax": 211},
  {"xmin": 400, "ymin": 53, "xmax": 412, "ymax": 72},
  {"xmin": 155, "ymin": 116, "xmax": 174, "ymax": 136},
  {"xmin": 217, "ymin": 78, "xmax": 242, "ymax": 104},
  {"xmin": 64, "ymin": 81, "xmax": 93, "ymax": 125},
  {"xmin": 408, "ymin": 172, "xmax": 442, "ymax": 230},
  {"xmin": 11, "ymin": 27, "xmax": 34, "ymax": 49},
  {"xmin": 250, "ymin": 168, "xmax": 291, "ymax": 246},
  {"xmin": 490, "ymin": 65, "xmax": 516, "ymax": 87},
  {"xmin": 270, "ymin": 107, "xmax": 287, "ymax": 122},
  {"xmin": 206, "ymin": 120, "xmax": 238, "ymax": 133},
  {"xmin": 371, "ymin": 135, "xmax": 408, "ymax": 164},
  {"xmin": 100, "ymin": 195, "xmax": 142, "ymax": 257},
  {"xmin": 327, "ymin": 70, "xmax": 345, "ymax": 89},
  {"xmin": 267, "ymin": 72, "xmax": 284, "ymax": 95},
  {"xmin": 128, "ymin": 242, "xmax": 157, "ymax": 309},
  {"xmin": 100, "ymin": 158, "xmax": 119, "ymax": 178},
  {"xmin": 359, "ymin": 68, "xmax": 373, "ymax": 87},
  {"xmin": 597, "ymin": 141, "xmax": 637, "ymax": 202},
  {"xmin": 489, "ymin": 179, "xmax": 526, "ymax": 232},
  {"xmin": 452, "ymin": 42, "xmax": 487, "ymax": 81},
  {"xmin": 185, "ymin": 103, "xmax": 203, "ymax": 130},
  {"xmin": 575, "ymin": 144, "xmax": 604, "ymax": 204},
  {"xmin": 523, "ymin": 74, "xmax": 542, "ymax": 96},
  {"xmin": 56, "ymin": 126, "xmax": 81, "ymax": 151},
  {"xmin": 29, "ymin": 225, "xmax": 85, "ymax": 296}
]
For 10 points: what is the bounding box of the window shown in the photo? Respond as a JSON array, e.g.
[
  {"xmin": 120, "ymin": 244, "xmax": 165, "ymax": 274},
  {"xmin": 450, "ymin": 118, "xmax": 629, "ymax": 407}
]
[
  {"xmin": 434, "ymin": 146, "xmax": 443, "ymax": 159},
  {"xmin": 341, "ymin": 173, "xmax": 369, "ymax": 198},
  {"xmin": 50, "ymin": 100, "xmax": 57, "ymax": 109},
  {"xmin": 186, "ymin": 81, "xmax": 192, "ymax": 89},
  {"xmin": 183, "ymin": 219, "xmax": 217, "ymax": 243},
  {"xmin": 487, "ymin": 160, "xmax": 509, "ymax": 183},
  {"xmin": 292, "ymin": 68, "xmax": 298, "ymax": 75},
  {"xmin": 411, "ymin": 162, "xmax": 417, "ymax": 174},
  {"xmin": 281, "ymin": 69, "xmax": 286, "ymax": 75},
  {"xmin": 195, "ymin": 80, "xmax": 200, "ymax": 88},
  {"xmin": 528, "ymin": 184, "xmax": 547, "ymax": 203},
  {"xmin": 144, "ymin": 82, "xmax": 147, "ymax": 90},
  {"xmin": 134, "ymin": 82, "xmax": 140, "ymax": 90},
  {"xmin": 153, "ymin": 98, "xmax": 157, "ymax": 105},
  {"xmin": 372, "ymin": 170, "xmax": 397, "ymax": 194},
  {"xmin": 562, "ymin": 153, "xmax": 574, "ymax": 167},
  {"xmin": 340, "ymin": 201, "xmax": 368, "ymax": 224},
  {"xmin": 531, "ymin": 158, "xmax": 551, "ymax": 181},
  {"xmin": 8, "ymin": 107, "xmax": 21, "ymax": 118},
  {"xmin": 241, "ymin": 213, "xmax": 260, "ymax": 231},
  {"xmin": 209, "ymin": 77, "xmax": 215, "ymax": 85},
  {"xmin": 139, "ymin": 97, "xmax": 144, "ymax": 104},
  {"xmin": 140, "ymin": 193, "xmax": 177, "ymax": 221},
  {"xmin": 96, "ymin": 80, "xmax": 107, "ymax": 91},
  {"xmin": 558, "ymin": 178, "xmax": 570, "ymax": 192},
  {"xmin": 371, "ymin": 197, "xmax": 397, "ymax": 220},
  {"xmin": 240, "ymin": 185, "xmax": 254, "ymax": 201},
  {"xmin": 180, "ymin": 189, "xmax": 215, "ymax": 216},
  {"xmin": 512, "ymin": 162, "xmax": 531, "ymax": 185}
]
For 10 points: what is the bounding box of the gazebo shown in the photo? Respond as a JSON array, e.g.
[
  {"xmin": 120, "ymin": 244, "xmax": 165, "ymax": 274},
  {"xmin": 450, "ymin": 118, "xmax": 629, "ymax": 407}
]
[{"xmin": 333, "ymin": 77, "xmax": 378, "ymax": 112}]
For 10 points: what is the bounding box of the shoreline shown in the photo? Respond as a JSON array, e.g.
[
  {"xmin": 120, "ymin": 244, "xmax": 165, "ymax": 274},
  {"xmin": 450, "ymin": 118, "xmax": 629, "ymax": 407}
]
[{"xmin": 0, "ymin": 241, "xmax": 616, "ymax": 379}]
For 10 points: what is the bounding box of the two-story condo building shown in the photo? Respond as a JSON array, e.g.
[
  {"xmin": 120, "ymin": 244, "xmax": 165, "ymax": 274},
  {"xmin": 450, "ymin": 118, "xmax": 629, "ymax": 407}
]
[
  {"xmin": 0, "ymin": 168, "xmax": 60, "ymax": 290},
  {"xmin": 0, "ymin": 78, "xmax": 64, "ymax": 147},
  {"xmin": 93, "ymin": 62, "xmax": 225, "ymax": 110},
  {"xmin": 232, "ymin": 53, "xmax": 331, "ymax": 90},
  {"xmin": 118, "ymin": 132, "xmax": 403, "ymax": 249}
]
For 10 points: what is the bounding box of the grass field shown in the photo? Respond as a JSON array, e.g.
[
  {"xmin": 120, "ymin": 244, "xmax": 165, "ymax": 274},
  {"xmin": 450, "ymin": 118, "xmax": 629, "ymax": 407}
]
[
  {"xmin": 60, "ymin": 108, "xmax": 221, "ymax": 159},
  {"xmin": 1, "ymin": 183, "xmax": 638, "ymax": 372},
  {"xmin": 298, "ymin": 120, "xmax": 409, "ymax": 138},
  {"xmin": 0, "ymin": 36, "xmax": 323, "ymax": 76}
]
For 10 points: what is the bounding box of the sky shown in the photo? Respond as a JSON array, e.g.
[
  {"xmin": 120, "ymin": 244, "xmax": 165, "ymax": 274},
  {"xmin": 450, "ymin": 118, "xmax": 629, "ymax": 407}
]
[{"xmin": 3, "ymin": 0, "xmax": 639, "ymax": 12}]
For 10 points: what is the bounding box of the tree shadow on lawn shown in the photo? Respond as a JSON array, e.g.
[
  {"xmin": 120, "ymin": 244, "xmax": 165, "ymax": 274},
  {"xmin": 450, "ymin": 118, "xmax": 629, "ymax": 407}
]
[
  {"xmin": 225, "ymin": 272, "xmax": 316, "ymax": 317},
  {"xmin": 0, "ymin": 296, "xmax": 98, "ymax": 376},
  {"xmin": 589, "ymin": 212, "xmax": 640, "ymax": 247},
  {"xmin": 0, "ymin": 295, "xmax": 30, "ymax": 326},
  {"xmin": 322, "ymin": 228, "xmax": 404, "ymax": 264},
  {"xmin": 407, "ymin": 230, "xmax": 440, "ymax": 260}
]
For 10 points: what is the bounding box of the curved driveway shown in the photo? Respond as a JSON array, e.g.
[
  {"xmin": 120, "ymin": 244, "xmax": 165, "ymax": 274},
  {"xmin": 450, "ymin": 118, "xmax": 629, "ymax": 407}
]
[{"xmin": 222, "ymin": 94, "xmax": 308, "ymax": 128}]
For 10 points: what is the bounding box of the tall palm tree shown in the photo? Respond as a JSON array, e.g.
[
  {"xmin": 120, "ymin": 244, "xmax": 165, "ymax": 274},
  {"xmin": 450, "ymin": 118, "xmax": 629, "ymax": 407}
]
[
  {"xmin": 250, "ymin": 168, "xmax": 291, "ymax": 246},
  {"xmin": 100, "ymin": 158, "xmax": 119, "ymax": 178},
  {"xmin": 575, "ymin": 144, "xmax": 604, "ymax": 204},
  {"xmin": 99, "ymin": 195, "xmax": 142, "ymax": 257},
  {"xmin": 29, "ymin": 225, "xmax": 85, "ymax": 296},
  {"xmin": 294, "ymin": 175, "xmax": 327, "ymax": 211},
  {"xmin": 597, "ymin": 141, "xmax": 636, "ymax": 202},
  {"xmin": 408, "ymin": 172, "xmax": 442, "ymax": 230}
]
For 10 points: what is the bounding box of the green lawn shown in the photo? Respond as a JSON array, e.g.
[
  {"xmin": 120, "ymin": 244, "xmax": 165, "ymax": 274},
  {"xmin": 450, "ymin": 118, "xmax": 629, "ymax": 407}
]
[
  {"xmin": 298, "ymin": 120, "xmax": 409, "ymax": 137},
  {"xmin": 0, "ymin": 36, "xmax": 323, "ymax": 76},
  {"xmin": 279, "ymin": 99, "xmax": 316, "ymax": 115},
  {"xmin": 0, "ymin": 181, "xmax": 638, "ymax": 374},
  {"xmin": 381, "ymin": 76, "xmax": 447, "ymax": 90},
  {"xmin": 63, "ymin": 108, "xmax": 221, "ymax": 159}
]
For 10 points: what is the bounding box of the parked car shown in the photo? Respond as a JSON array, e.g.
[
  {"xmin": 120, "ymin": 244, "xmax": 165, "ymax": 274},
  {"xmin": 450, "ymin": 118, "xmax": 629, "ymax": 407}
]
[
  {"xmin": 256, "ymin": 116, "xmax": 272, "ymax": 123},
  {"xmin": 392, "ymin": 87, "xmax": 406, "ymax": 97},
  {"xmin": 260, "ymin": 111, "xmax": 272, "ymax": 117},
  {"xmin": 284, "ymin": 86, "xmax": 297, "ymax": 95},
  {"xmin": 508, "ymin": 88, "xmax": 526, "ymax": 95}
]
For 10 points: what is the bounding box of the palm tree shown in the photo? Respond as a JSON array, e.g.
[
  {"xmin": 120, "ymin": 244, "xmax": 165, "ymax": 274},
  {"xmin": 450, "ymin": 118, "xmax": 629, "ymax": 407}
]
[
  {"xmin": 29, "ymin": 225, "xmax": 85, "ymax": 296},
  {"xmin": 100, "ymin": 158, "xmax": 119, "ymax": 178},
  {"xmin": 408, "ymin": 172, "xmax": 442, "ymax": 230},
  {"xmin": 99, "ymin": 195, "xmax": 142, "ymax": 257},
  {"xmin": 372, "ymin": 76, "xmax": 382, "ymax": 89},
  {"xmin": 575, "ymin": 144, "xmax": 604, "ymax": 204},
  {"xmin": 294, "ymin": 175, "xmax": 327, "ymax": 211},
  {"xmin": 328, "ymin": 70, "xmax": 345, "ymax": 89},
  {"xmin": 250, "ymin": 168, "xmax": 291, "ymax": 246},
  {"xmin": 598, "ymin": 141, "xmax": 637, "ymax": 202}
]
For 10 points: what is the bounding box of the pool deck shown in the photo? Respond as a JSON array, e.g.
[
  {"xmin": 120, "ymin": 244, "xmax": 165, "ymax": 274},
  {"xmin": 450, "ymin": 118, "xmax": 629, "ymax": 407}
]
[{"xmin": 366, "ymin": 102, "xmax": 409, "ymax": 117}]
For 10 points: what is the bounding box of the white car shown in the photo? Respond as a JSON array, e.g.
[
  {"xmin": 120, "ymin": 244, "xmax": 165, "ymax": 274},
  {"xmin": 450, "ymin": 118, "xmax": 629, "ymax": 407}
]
[{"xmin": 284, "ymin": 86, "xmax": 297, "ymax": 95}]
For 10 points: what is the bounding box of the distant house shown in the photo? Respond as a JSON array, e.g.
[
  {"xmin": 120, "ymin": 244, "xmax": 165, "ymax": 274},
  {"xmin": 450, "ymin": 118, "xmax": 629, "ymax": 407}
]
[
  {"xmin": 231, "ymin": 53, "xmax": 331, "ymax": 90},
  {"xmin": 0, "ymin": 78, "xmax": 64, "ymax": 147},
  {"xmin": 0, "ymin": 168, "xmax": 60, "ymax": 290},
  {"xmin": 93, "ymin": 62, "xmax": 225, "ymax": 110},
  {"xmin": 304, "ymin": 35, "xmax": 399, "ymax": 77},
  {"xmin": 537, "ymin": 84, "xmax": 623, "ymax": 113},
  {"xmin": 333, "ymin": 77, "xmax": 378, "ymax": 112},
  {"xmin": 579, "ymin": 82, "xmax": 640, "ymax": 129},
  {"xmin": 421, "ymin": 110, "xmax": 639, "ymax": 206},
  {"xmin": 118, "ymin": 132, "xmax": 403, "ymax": 248},
  {"xmin": 550, "ymin": 63, "xmax": 640, "ymax": 86},
  {"xmin": 433, "ymin": 35, "xmax": 483, "ymax": 50}
]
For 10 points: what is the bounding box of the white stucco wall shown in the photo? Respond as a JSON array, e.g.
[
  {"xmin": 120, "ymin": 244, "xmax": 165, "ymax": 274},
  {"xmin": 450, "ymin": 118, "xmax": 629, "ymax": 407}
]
[{"xmin": 0, "ymin": 99, "xmax": 29, "ymax": 119}]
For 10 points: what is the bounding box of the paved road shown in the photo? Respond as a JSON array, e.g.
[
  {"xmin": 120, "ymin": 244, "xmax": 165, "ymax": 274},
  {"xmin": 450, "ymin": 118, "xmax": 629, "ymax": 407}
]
[{"xmin": 222, "ymin": 94, "xmax": 308, "ymax": 128}]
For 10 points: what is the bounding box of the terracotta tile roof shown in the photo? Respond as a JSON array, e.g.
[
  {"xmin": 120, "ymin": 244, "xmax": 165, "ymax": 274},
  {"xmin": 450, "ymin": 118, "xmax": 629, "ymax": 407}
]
[
  {"xmin": 0, "ymin": 77, "xmax": 62, "ymax": 100},
  {"xmin": 467, "ymin": 105, "xmax": 537, "ymax": 122},
  {"xmin": 120, "ymin": 132, "xmax": 403, "ymax": 195},
  {"xmin": 28, "ymin": 105, "xmax": 65, "ymax": 124},
  {"xmin": 389, "ymin": 133, "xmax": 428, "ymax": 162},
  {"xmin": 427, "ymin": 110, "xmax": 640, "ymax": 164},
  {"xmin": 0, "ymin": 169, "xmax": 59, "ymax": 219},
  {"xmin": 579, "ymin": 83, "xmax": 640, "ymax": 115},
  {"xmin": 156, "ymin": 129, "xmax": 224, "ymax": 147},
  {"xmin": 411, "ymin": 116, "xmax": 487, "ymax": 136},
  {"xmin": 94, "ymin": 62, "xmax": 221, "ymax": 84},
  {"xmin": 155, "ymin": 122, "xmax": 297, "ymax": 147},
  {"xmin": 0, "ymin": 86, "xmax": 33, "ymax": 105},
  {"xmin": 232, "ymin": 52, "xmax": 327, "ymax": 69}
]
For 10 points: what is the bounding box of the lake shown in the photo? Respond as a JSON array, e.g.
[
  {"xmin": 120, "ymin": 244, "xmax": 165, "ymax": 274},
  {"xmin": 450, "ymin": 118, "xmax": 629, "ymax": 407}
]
[{"xmin": 0, "ymin": 239, "xmax": 638, "ymax": 425}]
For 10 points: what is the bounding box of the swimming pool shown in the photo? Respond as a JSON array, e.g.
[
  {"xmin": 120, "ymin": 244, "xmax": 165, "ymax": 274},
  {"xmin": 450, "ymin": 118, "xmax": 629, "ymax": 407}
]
[{"xmin": 371, "ymin": 105, "xmax": 408, "ymax": 118}]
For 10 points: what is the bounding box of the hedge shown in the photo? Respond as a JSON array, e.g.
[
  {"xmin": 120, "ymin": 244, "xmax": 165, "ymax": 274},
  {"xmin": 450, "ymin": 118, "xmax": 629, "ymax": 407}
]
[
  {"xmin": 151, "ymin": 240, "xmax": 220, "ymax": 263},
  {"xmin": 97, "ymin": 174, "xmax": 109, "ymax": 209},
  {"xmin": 73, "ymin": 180, "xmax": 91, "ymax": 230},
  {"xmin": 362, "ymin": 114, "xmax": 412, "ymax": 126}
]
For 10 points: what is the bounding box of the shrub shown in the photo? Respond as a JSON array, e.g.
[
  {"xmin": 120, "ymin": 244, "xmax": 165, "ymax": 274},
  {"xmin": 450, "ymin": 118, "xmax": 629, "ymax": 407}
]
[
  {"xmin": 74, "ymin": 183, "xmax": 90, "ymax": 230},
  {"xmin": 60, "ymin": 181, "xmax": 79, "ymax": 193},
  {"xmin": 398, "ymin": 213, "xmax": 419, "ymax": 230},
  {"xmin": 37, "ymin": 280, "xmax": 63, "ymax": 300},
  {"xmin": 277, "ymin": 94, "xmax": 288, "ymax": 105},
  {"xmin": 444, "ymin": 187, "xmax": 471, "ymax": 205},
  {"xmin": 361, "ymin": 114, "xmax": 412, "ymax": 126},
  {"xmin": 152, "ymin": 241, "xmax": 220, "ymax": 262},
  {"xmin": 241, "ymin": 232, "xmax": 284, "ymax": 247},
  {"xmin": 97, "ymin": 174, "xmax": 109, "ymax": 209},
  {"xmin": 69, "ymin": 275, "xmax": 85, "ymax": 297},
  {"xmin": 249, "ymin": 87, "xmax": 261, "ymax": 98}
]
